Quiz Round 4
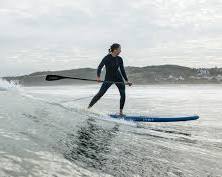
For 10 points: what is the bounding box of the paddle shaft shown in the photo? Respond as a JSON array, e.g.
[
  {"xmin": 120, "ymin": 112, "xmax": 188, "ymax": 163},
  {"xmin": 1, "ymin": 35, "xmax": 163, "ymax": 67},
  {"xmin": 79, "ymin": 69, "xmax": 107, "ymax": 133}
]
[
  {"xmin": 64, "ymin": 76, "xmax": 126, "ymax": 84},
  {"xmin": 46, "ymin": 75, "xmax": 128, "ymax": 85}
]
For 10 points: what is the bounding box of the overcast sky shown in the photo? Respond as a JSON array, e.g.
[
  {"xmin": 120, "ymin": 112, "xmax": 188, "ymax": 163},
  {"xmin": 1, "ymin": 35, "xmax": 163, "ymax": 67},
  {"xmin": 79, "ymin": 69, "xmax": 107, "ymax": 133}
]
[{"xmin": 0, "ymin": 0, "xmax": 222, "ymax": 76}]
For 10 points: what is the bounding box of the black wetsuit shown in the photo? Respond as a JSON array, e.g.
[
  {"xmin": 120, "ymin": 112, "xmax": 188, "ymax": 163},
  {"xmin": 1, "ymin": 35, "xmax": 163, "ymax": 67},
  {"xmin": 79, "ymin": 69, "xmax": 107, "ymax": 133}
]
[{"xmin": 88, "ymin": 54, "xmax": 128, "ymax": 109}]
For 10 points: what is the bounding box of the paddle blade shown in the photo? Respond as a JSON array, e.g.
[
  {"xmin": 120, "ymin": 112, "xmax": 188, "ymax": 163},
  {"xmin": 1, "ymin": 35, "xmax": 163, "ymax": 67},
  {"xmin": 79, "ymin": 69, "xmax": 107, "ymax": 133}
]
[{"xmin": 45, "ymin": 75, "xmax": 67, "ymax": 81}]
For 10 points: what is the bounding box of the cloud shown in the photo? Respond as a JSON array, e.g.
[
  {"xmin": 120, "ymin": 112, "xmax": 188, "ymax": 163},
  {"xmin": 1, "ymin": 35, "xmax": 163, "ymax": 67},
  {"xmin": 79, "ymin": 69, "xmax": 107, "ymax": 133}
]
[{"xmin": 0, "ymin": 0, "xmax": 222, "ymax": 76}]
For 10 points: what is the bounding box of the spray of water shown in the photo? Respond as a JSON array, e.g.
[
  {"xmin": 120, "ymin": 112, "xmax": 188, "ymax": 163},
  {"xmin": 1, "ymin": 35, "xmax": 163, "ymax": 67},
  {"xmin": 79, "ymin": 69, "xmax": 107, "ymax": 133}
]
[{"xmin": 0, "ymin": 78, "xmax": 22, "ymax": 91}]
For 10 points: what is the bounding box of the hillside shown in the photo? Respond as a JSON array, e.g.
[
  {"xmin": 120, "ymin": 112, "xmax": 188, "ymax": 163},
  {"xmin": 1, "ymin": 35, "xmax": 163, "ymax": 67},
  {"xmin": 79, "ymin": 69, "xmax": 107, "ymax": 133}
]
[{"xmin": 2, "ymin": 65, "xmax": 222, "ymax": 86}]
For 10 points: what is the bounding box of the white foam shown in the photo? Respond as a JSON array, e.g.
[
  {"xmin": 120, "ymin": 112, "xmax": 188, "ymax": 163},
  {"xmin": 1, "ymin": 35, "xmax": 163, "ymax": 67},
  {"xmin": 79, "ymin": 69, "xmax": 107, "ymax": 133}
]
[{"xmin": 0, "ymin": 78, "xmax": 22, "ymax": 91}]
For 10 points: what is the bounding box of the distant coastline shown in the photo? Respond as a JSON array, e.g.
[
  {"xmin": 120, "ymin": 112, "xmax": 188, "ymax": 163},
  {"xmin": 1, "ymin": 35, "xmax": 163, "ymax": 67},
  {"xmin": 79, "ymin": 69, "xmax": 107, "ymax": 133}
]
[{"xmin": 2, "ymin": 65, "xmax": 222, "ymax": 86}]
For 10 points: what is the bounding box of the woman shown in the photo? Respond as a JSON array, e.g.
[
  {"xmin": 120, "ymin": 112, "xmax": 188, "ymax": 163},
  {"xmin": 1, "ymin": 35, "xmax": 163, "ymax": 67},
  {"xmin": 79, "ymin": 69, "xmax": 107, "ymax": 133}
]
[{"xmin": 88, "ymin": 43, "xmax": 132, "ymax": 116}]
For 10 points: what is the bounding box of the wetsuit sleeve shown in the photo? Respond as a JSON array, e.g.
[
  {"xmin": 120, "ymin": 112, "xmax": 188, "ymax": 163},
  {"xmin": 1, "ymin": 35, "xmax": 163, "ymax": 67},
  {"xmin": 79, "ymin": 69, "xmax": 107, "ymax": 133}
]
[
  {"xmin": 119, "ymin": 58, "xmax": 128, "ymax": 81},
  {"xmin": 97, "ymin": 58, "xmax": 105, "ymax": 77}
]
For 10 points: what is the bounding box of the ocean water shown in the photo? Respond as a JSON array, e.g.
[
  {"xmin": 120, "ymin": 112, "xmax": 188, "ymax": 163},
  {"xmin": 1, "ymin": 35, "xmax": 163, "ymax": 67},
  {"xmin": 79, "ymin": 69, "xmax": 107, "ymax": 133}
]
[{"xmin": 0, "ymin": 80, "xmax": 222, "ymax": 177}]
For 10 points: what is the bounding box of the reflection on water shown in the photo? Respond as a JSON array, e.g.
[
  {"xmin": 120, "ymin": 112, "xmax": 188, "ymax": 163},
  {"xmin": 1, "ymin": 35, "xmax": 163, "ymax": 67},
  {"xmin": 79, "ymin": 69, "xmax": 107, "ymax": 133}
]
[{"xmin": 64, "ymin": 117, "xmax": 119, "ymax": 170}]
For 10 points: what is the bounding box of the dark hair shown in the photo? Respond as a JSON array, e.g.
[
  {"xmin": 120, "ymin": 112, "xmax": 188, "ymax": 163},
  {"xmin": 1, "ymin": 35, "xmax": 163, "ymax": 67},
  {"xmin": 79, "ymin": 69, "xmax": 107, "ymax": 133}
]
[{"xmin": 108, "ymin": 43, "xmax": 120, "ymax": 53}]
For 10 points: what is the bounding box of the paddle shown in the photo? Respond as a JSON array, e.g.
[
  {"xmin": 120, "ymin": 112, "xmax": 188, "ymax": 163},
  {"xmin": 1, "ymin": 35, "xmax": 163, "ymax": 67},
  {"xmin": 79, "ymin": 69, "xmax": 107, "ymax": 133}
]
[{"xmin": 45, "ymin": 74, "xmax": 128, "ymax": 84}]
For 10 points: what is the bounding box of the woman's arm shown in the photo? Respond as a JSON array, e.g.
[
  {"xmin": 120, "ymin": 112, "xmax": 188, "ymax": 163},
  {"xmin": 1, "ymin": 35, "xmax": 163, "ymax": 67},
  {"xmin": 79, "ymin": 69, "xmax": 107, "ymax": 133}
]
[
  {"xmin": 119, "ymin": 58, "xmax": 128, "ymax": 81},
  {"xmin": 97, "ymin": 58, "xmax": 105, "ymax": 78}
]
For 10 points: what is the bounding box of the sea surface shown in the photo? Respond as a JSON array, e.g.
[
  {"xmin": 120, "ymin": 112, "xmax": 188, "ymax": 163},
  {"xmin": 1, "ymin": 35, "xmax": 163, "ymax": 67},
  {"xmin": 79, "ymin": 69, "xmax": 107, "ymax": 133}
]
[{"xmin": 0, "ymin": 80, "xmax": 222, "ymax": 177}]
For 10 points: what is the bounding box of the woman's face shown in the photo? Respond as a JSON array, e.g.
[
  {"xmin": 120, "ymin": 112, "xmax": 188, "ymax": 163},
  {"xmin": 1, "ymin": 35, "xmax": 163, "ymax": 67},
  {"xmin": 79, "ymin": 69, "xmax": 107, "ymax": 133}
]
[{"xmin": 115, "ymin": 46, "xmax": 121, "ymax": 55}]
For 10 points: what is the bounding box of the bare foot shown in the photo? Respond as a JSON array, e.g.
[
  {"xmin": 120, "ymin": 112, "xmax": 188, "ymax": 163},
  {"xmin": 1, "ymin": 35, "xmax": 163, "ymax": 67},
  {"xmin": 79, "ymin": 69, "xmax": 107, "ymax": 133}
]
[{"xmin": 119, "ymin": 111, "xmax": 125, "ymax": 117}]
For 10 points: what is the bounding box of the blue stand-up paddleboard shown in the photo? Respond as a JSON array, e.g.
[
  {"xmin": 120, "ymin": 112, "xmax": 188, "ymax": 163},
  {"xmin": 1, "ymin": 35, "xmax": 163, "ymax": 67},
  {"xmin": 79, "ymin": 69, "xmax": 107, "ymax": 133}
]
[{"xmin": 109, "ymin": 114, "xmax": 199, "ymax": 122}]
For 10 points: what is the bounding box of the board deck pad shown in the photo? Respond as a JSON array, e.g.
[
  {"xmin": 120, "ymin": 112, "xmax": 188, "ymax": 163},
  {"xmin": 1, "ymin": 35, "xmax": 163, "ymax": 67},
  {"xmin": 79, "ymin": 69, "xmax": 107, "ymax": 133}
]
[{"xmin": 109, "ymin": 114, "xmax": 199, "ymax": 122}]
